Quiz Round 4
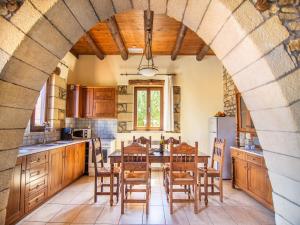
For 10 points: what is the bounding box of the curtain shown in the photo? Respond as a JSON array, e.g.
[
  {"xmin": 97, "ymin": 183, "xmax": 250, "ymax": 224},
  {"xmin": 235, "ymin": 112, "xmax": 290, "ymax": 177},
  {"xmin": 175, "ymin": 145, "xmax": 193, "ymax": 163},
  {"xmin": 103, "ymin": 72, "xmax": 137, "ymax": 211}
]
[{"xmin": 164, "ymin": 76, "xmax": 174, "ymax": 131}]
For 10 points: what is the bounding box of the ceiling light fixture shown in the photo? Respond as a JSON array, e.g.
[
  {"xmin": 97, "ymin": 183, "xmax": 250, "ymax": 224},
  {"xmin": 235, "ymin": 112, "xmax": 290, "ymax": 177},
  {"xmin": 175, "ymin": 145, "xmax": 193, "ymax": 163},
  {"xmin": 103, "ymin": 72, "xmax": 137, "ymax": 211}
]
[{"xmin": 137, "ymin": 8, "xmax": 158, "ymax": 77}]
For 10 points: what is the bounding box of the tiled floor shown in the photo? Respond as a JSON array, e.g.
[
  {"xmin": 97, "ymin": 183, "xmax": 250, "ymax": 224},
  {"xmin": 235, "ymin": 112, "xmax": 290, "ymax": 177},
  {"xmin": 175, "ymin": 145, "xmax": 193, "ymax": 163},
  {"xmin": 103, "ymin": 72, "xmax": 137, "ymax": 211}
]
[{"xmin": 17, "ymin": 171, "xmax": 275, "ymax": 225}]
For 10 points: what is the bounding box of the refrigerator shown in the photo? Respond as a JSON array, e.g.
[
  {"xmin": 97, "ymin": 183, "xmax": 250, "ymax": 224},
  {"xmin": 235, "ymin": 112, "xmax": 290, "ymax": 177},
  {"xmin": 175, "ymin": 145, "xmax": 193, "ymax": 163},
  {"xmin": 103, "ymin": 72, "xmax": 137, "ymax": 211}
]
[{"xmin": 208, "ymin": 116, "xmax": 235, "ymax": 179}]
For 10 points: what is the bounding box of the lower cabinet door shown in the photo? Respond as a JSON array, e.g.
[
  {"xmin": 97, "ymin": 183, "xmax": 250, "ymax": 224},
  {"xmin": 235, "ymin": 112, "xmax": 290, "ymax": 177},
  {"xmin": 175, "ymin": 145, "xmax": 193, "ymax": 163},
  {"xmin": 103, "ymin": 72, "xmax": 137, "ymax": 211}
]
[
  {"xmin": 5, "ymin": 157, "xmax": 26, "ymax": 225},
  {"xmin": 48, "ymin": 147, "xmax": 64, "ymax": 196},
  {"xmin": 234, "ymin": 158, "xmax": 248, "ymax": 189},
  {"xmin": 74, "ymin": 143, "xmax": 85, "ymax": 179},
  {"xmin": 25, "ymin": 188, "xmax": 48, "ymax": 213},
  {"xmin": 63, "ymin": 145, "xmax": 75, "ymax": 186}
]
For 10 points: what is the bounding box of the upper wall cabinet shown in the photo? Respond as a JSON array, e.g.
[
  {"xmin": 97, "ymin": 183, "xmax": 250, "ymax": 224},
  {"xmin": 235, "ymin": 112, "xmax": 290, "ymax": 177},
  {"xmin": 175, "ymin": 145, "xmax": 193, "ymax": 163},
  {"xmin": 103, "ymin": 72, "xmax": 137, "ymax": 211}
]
[{"xmin": 66, "ymin": 85, "xmax": 117, "ymax": 119}]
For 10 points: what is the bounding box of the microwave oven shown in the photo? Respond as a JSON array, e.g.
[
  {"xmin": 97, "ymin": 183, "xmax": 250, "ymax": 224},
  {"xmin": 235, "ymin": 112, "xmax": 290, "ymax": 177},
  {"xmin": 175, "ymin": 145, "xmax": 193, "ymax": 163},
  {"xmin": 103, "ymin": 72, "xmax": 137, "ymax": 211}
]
[{"xmin": 72, "ymin": 128, "xmax": 91, "ymax": 139}]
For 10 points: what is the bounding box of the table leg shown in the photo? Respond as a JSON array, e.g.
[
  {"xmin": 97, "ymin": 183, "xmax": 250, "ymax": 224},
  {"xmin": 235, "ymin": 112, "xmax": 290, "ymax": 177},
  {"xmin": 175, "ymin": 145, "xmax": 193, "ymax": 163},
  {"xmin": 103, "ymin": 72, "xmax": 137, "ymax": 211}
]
[
  {"xmin": 110, "ymin": 162, "xmax": 114, "ymax": 206},
  {"xmin": 204, "ymin": 161, "xmax": 208, "ymax": 206}
]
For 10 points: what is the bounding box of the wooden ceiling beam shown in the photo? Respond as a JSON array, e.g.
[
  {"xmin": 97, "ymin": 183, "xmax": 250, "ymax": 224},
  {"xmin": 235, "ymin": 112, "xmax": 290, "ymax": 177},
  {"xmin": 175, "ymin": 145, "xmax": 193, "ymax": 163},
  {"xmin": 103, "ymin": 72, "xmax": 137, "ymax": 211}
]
[
  {"xmin": 107, "ymin": 16, "xmax": 128, "ymax": 60},
  {"xmin": 69, "ymin": 49, "xmax": 79, "ymax": 59},
  {"xmin": 144, "ymin": 10, "xmax": 154, "ymax": 60},
  {"xmin": 85, "ymin": 33, "xmax": 105, "ymax": 60},
  {"xmin": 196, "ymin": 45, "xmax": 210, "ymax": 61},
  {"xmin": 171, "ymin": 24, "xmax": 187, "ymax": 61}
]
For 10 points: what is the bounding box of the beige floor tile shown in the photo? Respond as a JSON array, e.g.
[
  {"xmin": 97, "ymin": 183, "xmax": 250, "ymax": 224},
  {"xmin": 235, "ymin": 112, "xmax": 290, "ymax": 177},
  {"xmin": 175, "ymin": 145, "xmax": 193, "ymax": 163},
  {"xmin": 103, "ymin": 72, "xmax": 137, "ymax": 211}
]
[
  {"xmin": 95, "ymin": 205, "xmax": 121, "ymax": 224},
  {"xmin": 17, "ymin": 222, "xmax": 46, "ymax": 225},
  {"xmin": 164, "ymin": 205, "xmax": 189, "ymax": 225},
  {"xmin": 206, "ymin": 206, "xmax": 237, "ymax": 225},
  {"xmin": 48, "ymin": 191, "xmax": 79, "ymax": 204},
  {"xmin": 25, "ymin": 204, "xmax": 64, "ymax": 222},
  {"xmin": 223, "ymin": 206, "xmax": 260, "ymax": 225},
  {"xmin": 142, "ymin": 205, "xmax": 165, "ymax": 224},
  {"xmin": 244, "ymin": 206, "xmax": 275, "ymax": 225},
  {"xmin": 184, "ymin": 206, "xmax": 213, "ymax": 225},
  {"xmin": 119, "ymin": 205, "xmax": 144, "ymax": 224},
  {"xmin": 72, "ymin": 204, "xmax": 103, "ymax": 224},
  {"xmin": 49, "ymin": 204, "xmax": 84, "ymax": 223},
  {"xmin": 69, "ymin": 191, "xmax": 94, "ymax": 205}
]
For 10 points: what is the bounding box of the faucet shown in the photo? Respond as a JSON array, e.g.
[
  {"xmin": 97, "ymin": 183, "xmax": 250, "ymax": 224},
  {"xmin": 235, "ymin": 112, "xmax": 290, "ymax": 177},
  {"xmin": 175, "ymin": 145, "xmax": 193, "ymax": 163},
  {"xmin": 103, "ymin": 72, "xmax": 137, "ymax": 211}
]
[{"xmin": 43, "ymin": 122, "xmax": 50, "ymax": 144}]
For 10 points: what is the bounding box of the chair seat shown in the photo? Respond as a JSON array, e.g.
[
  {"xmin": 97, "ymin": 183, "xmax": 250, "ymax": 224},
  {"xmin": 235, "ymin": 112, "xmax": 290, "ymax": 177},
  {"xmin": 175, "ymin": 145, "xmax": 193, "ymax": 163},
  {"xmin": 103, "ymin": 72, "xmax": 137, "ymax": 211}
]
[
  {"xmin": 168, "ymin": 172, "xmax": 194, "ymax": 182},
  {"xmin": 124, "ymin": 171, "xmax": 148, "ymax": 183},
  {"xmin": 198, "ymin": 167, "xmax": 220, "ymax": 177},
  {"xmin": 97, "ymin": 166, "xmax": 120, "ymax": 176}
]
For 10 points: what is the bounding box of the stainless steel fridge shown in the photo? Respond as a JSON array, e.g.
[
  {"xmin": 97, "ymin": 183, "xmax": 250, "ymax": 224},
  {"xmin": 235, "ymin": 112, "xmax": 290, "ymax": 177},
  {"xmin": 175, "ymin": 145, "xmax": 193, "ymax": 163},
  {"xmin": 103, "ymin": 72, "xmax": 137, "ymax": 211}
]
[{"xmin": 208, "ymin": 116, "xmax": 236, "ymax": 179}]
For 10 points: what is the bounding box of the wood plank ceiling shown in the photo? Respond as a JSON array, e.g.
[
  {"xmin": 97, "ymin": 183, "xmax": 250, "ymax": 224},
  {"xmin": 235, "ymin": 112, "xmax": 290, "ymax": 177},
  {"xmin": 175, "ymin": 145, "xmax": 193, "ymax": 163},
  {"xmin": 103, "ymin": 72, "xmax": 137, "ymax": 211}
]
[{"xmin": 70, "ymin": 10, "xmax": 214, "ymax": 60}]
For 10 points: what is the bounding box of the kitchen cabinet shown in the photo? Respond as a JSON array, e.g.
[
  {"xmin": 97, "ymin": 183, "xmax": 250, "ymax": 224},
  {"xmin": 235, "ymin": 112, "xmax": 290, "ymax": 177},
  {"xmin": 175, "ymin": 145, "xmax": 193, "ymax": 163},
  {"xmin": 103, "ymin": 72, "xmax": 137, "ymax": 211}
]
[
  {"xmin": 48, "ymin": 147, "xmax": 64, "ymax": 196},
  {"xmin": 82, "ymin": 87, "xmax": 94, "ymax": 118},
  {"xmin": 67, "ymin": 85, "xmax": 117, "ymax": 118},
  {"xmin": 74, "ymin": 142, "xmax": 86, "ymax": 179},
  {"xmin": 66, "ymin": 84, "xmax": 82, "ymax": 118},
  {"xmin": 63, "ymin": 145, "xmax": 75, "ymax": 187},
  {"xmin": 5, "ymin": 157, "xmax": 26, "ymax": 225},
  {"xmin": 231, "ymin": 147, "xmax": 273, "ymax": 210}
]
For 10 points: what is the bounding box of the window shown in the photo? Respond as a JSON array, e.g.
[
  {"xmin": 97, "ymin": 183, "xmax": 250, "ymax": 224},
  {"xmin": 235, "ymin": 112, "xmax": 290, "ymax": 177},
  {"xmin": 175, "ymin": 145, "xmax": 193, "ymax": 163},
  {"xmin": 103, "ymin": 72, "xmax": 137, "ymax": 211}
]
[
  {"xmin": 30, "ymin": 82, "xmax": 48, "ymax": 132},
  {"xmin": 134, "ymin": 87, "xmax": 163, "ymax": 130}
]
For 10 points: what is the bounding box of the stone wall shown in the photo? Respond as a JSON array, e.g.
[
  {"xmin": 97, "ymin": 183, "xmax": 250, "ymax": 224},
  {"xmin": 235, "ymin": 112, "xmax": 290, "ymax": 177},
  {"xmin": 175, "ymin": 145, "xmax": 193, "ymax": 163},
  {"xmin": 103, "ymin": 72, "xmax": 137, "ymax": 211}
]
[{"xmin": 223, "ymin": 68, "xmax": 236, "ymax": 117}]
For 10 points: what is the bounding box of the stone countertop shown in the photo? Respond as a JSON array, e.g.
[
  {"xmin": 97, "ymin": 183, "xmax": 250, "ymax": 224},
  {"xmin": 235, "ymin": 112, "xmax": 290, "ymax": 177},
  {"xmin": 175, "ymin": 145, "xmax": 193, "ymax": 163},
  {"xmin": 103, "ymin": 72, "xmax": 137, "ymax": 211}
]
[
  {"xmin": 230, "ymin": 146, "xmax": 263, "ymax": 157},
  {"xmin": 18, "ymin": 139, "xmax": 90, "ymax": 157}
]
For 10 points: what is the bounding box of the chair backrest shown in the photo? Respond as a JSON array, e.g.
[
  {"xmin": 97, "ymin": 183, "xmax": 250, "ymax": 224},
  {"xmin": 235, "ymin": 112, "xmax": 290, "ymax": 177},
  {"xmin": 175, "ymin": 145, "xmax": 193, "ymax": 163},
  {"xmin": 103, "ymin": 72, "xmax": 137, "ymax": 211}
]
[
  {"xmin": 211, "ymin": 138, "xmax": 226, "ymax": 175},
  {"xmin": 121, "ymin": 141, "xmax": 150, "ymax": 174},
  {"xmin": 92, "ymin": 138, "xmax": 104, "ymax": 175},
  {"xmin": 161, "ymin": 136, "xmax": 181, "ymax": 148},
  {"xmin": 170, "ymin": 142, "xmax": 198, "ymax": 172},
  {"xmin": 133, "ymin": 136, "xmax": 152, "ymax": 148}
]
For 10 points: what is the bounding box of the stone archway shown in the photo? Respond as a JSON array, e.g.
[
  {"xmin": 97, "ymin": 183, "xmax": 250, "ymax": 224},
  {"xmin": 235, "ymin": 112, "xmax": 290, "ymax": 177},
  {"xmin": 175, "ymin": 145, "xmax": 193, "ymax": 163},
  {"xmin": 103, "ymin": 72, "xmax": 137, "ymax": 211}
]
[{"xmin": 0, "ymin": 0, "xmax": 299, "ymax": 224}]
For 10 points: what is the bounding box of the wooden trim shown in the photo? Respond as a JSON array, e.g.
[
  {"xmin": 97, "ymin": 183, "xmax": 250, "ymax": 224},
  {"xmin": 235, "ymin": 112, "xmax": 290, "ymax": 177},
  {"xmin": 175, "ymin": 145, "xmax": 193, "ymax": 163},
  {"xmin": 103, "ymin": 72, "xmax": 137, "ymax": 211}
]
[
  {"xmin": 171, "ymin": 23, "xmax": 187, "ymax": 61},
  {"xmin": 85, "ymin": 33, "xmax": 105, "ymax": 60},
  {"xmin": 30, "ymin": 79, "xmax": 49, "ymax": 132},
  {"xmin": 129, "ymin": 79, "xmax": 165, "ymax": 86},
  {"xmin": 144, "ymin": 10, "xmax": 154, "ymax": 60},
  {"xmin": 134, "ymin": 86, "xmax": 164, "ymax": 131},
  {"xmin": 196, "ymin": 45, "xmax": 209, "ymax": 61}
]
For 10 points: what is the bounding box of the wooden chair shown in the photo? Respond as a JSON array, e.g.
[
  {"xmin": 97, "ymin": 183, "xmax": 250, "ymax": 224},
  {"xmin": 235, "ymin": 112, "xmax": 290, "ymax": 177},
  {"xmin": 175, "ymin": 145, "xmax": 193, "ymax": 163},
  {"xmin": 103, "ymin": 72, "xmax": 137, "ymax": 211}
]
[
  {"xmin": 162, "ymin": 136, "xmax": 181, "ymax": 186},
  {"xmin": 166, "ymin": 142, "xmax": 198, "ymax": 214},
  {"xmin": 121, "ymin": 141, "xmax": 151, "ymax": 214},
  {"xmin": 198, "ymin": 138, "xmax": 226, "ymax": 202},
  {"xmin": 92, "ymin": 138, "xmax": 120, "ymax": 203},
  {"xmin": 133, "ymin": 136, "xmax": 152, "ymax": 148}
]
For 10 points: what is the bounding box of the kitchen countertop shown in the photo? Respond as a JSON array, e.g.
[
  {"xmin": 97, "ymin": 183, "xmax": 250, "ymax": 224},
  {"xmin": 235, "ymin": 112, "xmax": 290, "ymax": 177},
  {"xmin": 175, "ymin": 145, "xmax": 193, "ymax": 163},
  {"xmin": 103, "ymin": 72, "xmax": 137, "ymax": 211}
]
[
  {"xmin": 18, "ymin": 139, "xmax": 90, "ymax": 157},
  {"xmin": 231, "ymin": 146, "xmax": 263, "ymax": 157}
]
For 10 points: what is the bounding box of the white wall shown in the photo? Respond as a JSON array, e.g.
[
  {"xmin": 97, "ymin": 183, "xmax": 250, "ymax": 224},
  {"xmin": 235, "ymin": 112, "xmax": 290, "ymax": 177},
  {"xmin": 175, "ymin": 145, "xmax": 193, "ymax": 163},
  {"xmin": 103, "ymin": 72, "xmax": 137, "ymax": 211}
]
[{"xmin": 68, "ymin": 55, "xmax": 223, "ymax": 154}]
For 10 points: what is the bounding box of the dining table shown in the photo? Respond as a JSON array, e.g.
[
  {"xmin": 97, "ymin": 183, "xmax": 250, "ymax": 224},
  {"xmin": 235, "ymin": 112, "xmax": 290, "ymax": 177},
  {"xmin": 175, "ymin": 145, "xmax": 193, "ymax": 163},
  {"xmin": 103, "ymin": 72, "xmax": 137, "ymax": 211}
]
[{"xmin": 108, "ymin": 149, "xmax": 210, "ymax": 207}]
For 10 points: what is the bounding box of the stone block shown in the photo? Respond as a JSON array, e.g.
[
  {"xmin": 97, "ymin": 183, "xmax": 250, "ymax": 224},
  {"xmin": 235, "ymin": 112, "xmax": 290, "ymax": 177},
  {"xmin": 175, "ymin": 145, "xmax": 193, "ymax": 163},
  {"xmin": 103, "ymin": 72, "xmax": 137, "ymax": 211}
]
[
  {"xmin": 30, "ymin": 0, "xmax": 58, "ymax": 14},
  {"xmin": 257, "ymin": 131, "xmax": 300, "ymax": 158},
  {"xmin": 13, "ymin": 36, "xmax": 60, "ymax": 74},
  {"xmin": 167, "ymin": 0, "xmax": 187, "ymax": 22},
  {"xmin": 0, "ymin": 189, "xmax": 9, "ymax": 211},
  {"xmin": 197, "ymin": 0, "xmax": 243, "ymax": 44},
  {"xmin": 0, "ymin": 130, "xmax": 24, "ymax": 150},
  {"xmin": 0, "ymin": 57, "xmax": 49, "ymax": 91},
  {"xmin": 150, "ymin": 0, "xmax": 168, "ymax": 14},
  {"xmin": 223, "ymin": 16, "xmax": 289, "ymax": 75},
  {"xmin": 0, "ymin": 149, "xmax": 18, "ymax": 171},
  {"xmin": 10, "ymin": 1, "xmax": 42, "ymax": 34},
  {"xmin": 0, "ymin": 107, "xmax": 32, "ymax": 129},
  {"xmin": 51, "ymin": 74, "xmax": 67, "ymax": 89},
  {"xmin": 64, "ymin": 0, "xmax": 98, "ymax": 31},
  {"xmin": 251, "ymin": 106, "xmax": 298, "ymax": 132},
  {"xmin": 275, "ymin": 214, "xmax": 291, "ymax": 225},
  {"xmin": 28, "ymin": 17, "xmax": 72, "ymax": 58},
  {"xmin": 126, "ymin": 121, "xmax": 134, "ymax": 131},
  {"xmin": 242, "ymin": 68, "xmax": 300, "ymax": 110},
  {"xmin": 132, "ymin": 0, "xmax": 147, "ymax": 11},
  {"xmin": 37, "ymin": 0, "xmax": 84, "ymax": 44},
  {"xmin": 269, "ymin": 171, "xmax": 300, "ymax": 206},
  {"xmin": 117, "ymin": 112, "xmax": 133, "ymax": 121},
  {"xmin": 232, "ymin": 45, "xmax": 295, "ymax": 92},
  {"xmin": 48, "ymin": 97, "xmax": 66, "ymax": 110},
  {"xmin": 211, "ymin": 1, "xmax": 264, "ymax": 59},
  {"xmin": 0, "ymin": 80, "xmax": 39, "ymax": 110},
  {"xmin": 118, "ymin": 94, "xmax": 133, "ymax": 104},
  {"xmin": 0, "ymin": 209, "xmax": 5, "ymax": 225},
  {"xmin": 0, "ymin": 17, "xmax": 25, "ymax": 55},
  {"xmin": 0, "ymin": 49, "xmax": 10, "ymax": 74},
  {"xmin": 90, "ymin": 0, "xmax": 115, "ymax": 21},
  {"xmin": 0, "ymin": 169, "xmax": 13, "ymax": 192},
  {"xmin": 183, "ymin": 0, "xmax": 211, "ymax": 31},
  {"xmin": 272, "ymin": 192, "xmax": 300, "ymax": 225},
  {"xmin": 112, "ymin": 0, "xmax": 133, "ymax": 13}
]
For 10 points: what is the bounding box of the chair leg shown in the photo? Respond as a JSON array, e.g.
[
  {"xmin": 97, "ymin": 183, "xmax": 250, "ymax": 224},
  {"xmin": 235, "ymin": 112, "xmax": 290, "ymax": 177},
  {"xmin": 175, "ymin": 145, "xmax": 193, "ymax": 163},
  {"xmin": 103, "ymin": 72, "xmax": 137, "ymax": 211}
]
[
  {"xmin": 117, "ymin": 176, "xmax": 120, "ymax": 202},
  {"xmin": 94, "ymin": 176, "xmax": 97, "ymax": 203},
  {"xmin": 219, "ymin": 177, "xmax": 223, "ymax": 202},
  {"xmin": 146, "ymin": 183, "xmax": 150, "ymax": 215},
  {"xmin": 211, "ymin": 177, "xmax": 214, "ymax": 193},
  {"xmin": 100, "ymin": 177, "xmax": 104, "ymax": 193},
  {"xmin": 194, "ymin": 183, "xmax": 198, "ymax": 214},
  {"xmin": 121, "ymin": 180, "xmax": 124, "ymax": 214},
  {"xmin": 170, "ymin": 184, "xmax": 173, "ymax": 214},
  {"xmin": 199, "ymin": 175, "xmax": 201, "ymax": 201}
]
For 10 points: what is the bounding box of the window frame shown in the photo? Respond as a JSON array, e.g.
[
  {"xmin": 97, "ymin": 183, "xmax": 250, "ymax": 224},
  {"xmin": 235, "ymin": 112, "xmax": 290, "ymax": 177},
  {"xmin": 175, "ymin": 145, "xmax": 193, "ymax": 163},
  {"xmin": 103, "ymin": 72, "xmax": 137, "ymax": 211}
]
[
  {"xmin": 30, "ymin": 80, "xmax": 49, "ymax": 132},
  {"xmin": 134, "ymin": 86, "xmax": 164, "ymax": 131}
]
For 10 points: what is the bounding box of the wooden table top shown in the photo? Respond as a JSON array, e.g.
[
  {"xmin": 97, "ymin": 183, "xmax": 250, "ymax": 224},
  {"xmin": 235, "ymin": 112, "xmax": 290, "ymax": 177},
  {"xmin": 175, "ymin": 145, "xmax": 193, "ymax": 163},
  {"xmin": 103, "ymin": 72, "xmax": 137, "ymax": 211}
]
[{"xmin": 109, "ymin": 149, "xmax": 210, "ymax": 163}]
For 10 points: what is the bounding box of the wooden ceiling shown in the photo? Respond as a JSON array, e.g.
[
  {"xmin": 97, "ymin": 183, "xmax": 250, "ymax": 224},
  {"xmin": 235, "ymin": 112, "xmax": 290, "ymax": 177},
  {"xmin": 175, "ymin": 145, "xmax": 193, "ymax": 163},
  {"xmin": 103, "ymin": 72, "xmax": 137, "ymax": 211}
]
[{"xmin": 70, "ymin": 10, "xmax": 214, "ymax": 60}]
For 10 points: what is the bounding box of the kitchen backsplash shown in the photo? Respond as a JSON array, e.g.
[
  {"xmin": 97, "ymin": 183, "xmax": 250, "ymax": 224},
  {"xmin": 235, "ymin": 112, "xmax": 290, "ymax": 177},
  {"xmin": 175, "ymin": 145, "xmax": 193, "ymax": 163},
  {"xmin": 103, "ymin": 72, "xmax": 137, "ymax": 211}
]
[
  {"xmin": 65, "ymin": 118, "xmax": 117, "ymax": 139},
  {"xmin": 23, "ymin": 130, "xmax": 60, "ymax": 146}
]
